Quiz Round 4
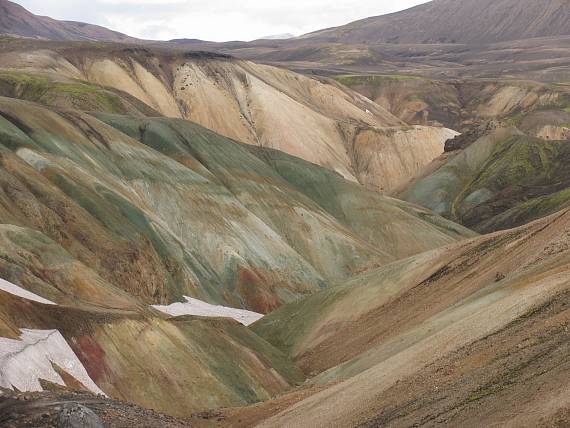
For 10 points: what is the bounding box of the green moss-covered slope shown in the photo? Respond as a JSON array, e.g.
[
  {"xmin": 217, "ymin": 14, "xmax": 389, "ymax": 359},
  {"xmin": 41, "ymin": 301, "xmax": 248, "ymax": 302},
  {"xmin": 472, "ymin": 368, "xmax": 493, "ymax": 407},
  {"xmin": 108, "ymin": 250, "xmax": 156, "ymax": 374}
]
[
  {"xmin": 0, "ymin": 71, "xmax": 159, "ymax": 116},
  {"xmin": 401, "ymin": 127, "xmax": 570, "ymax": 232}
]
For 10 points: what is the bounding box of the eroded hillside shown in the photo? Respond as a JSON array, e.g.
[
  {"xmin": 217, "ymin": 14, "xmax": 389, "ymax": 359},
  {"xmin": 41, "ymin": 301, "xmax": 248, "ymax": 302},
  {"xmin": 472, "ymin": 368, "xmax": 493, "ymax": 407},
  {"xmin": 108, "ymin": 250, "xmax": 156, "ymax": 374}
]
[
  {"xmin": 0, "ymin": 39, "xmax": 457, "ymax": 193},
  {"xmin": 249, "ymin": 208, "xmax": 570, "ymax": 427},
  {"xmin": 0, "ymin": 94, "xmax": 473, "ymax": 417},
  {"xmin": 334, "ymin": 74, "xmax": 570, "ymax": 232},
  {"xmin": 0, "ymin": 1, "xmax": 569, "ymax": 426},
  {"xmin": 336, "ymin": 75, "xmax": 570, "ymax": 131}
]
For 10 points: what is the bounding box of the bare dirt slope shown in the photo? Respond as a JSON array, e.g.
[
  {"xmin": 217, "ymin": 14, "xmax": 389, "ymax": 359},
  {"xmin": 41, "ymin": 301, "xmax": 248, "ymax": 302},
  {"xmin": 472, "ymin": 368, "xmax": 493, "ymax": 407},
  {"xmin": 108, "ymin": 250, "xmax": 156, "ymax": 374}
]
[{"xmin": 252, "ymin": 208, "xmax": 570, "ymax": 427}]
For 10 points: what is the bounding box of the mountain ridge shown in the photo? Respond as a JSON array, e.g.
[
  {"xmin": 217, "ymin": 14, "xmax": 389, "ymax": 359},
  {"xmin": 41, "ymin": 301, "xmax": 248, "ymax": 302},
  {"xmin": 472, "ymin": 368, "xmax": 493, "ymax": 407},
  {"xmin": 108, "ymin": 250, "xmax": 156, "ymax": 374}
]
[
  {"xmin": 0, "ymin": 0, "xmax": 138, "ymax": 42},
  {"xmin": 305, "ymin": 0, "xmax": 570, "ymax": 44}
]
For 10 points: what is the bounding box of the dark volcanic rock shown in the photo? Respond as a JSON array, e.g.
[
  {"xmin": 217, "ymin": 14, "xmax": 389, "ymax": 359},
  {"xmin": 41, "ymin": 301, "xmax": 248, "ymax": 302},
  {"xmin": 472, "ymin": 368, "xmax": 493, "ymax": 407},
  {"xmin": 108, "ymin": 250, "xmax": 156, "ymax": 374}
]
[
  {"xmin": 444, "ymin": 121, "xmax": 509, "ymax": 152},
  {"xmin": 58, "ymin": 403, "xmax": 104, "ymax": 428}
]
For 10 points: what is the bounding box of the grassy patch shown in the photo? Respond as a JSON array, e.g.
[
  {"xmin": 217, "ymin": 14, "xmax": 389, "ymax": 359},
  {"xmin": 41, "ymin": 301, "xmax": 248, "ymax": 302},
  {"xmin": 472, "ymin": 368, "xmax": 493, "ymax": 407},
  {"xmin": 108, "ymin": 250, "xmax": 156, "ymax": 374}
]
[
  {"xmin": 504, "ymin": 111, "xmax": 526, "ymax": 127},
  {"xmin": 335, "ymin": 74, "xmax": 422, "ymax": 87},
  {"xmin": 406, "ymin": 94, "xmax": 425, "ymax": 102},
  {"xmin": 0, "ymin": 71, "xmax": 127, "ymax": 114}
]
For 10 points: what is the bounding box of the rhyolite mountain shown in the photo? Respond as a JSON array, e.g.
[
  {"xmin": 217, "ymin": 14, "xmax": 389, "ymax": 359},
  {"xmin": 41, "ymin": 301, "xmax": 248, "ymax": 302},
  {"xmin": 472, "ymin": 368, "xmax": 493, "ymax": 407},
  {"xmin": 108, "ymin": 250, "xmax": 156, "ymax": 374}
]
[
  {"xmin": 0, "ymin": 92, "xmax": 472, "ymax": 416},
  {"xmin": 0, "ymin": 40, "xmax": 457, "ymax": 193},
  {"xmin": 0, "ymin": 1, "xmax": 570, "ymax": 427}
]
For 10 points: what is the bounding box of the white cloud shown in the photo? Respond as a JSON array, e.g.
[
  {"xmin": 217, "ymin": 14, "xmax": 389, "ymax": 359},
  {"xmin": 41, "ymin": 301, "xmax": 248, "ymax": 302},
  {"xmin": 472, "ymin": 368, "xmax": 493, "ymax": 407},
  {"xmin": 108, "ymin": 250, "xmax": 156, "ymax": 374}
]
[{"xmin": 12, "ymin": 0, "xmax": 430, "ymax": 42}]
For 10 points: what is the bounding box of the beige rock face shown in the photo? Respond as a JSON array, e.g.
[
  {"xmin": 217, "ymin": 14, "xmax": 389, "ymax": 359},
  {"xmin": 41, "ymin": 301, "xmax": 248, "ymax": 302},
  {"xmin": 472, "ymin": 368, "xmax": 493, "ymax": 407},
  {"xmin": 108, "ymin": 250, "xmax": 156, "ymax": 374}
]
[
  {"xmin": 170, "ymin": 59, "xmax": 408, "ymax": 183},
  {"xmin": 536, "ymin": 125, "xmax": 570, "ymax": 140},
  {"xmin": 350, "ymin": 126, "xmax": 459, "ymax": 193},
  {"xmin": 82, "ymin": 58, "xmax": 182, "ymax": 118},
  {"xmin": 476, "ymin": 84, "xmax": 561, "ymax": 118}
]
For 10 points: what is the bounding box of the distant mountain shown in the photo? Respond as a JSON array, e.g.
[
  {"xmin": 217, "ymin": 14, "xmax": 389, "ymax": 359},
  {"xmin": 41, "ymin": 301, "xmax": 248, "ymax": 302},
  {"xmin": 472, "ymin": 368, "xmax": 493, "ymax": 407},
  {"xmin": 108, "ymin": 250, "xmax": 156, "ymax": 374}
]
[
  {"xmin": 0, "ymin": 0, "xmax": 138, "ymax": 42},
  {"xmin": 305, "ymin": 0, "xmax": 570, "ymax": 44},
  {"xmin": 259, "ymin": 33, "xmax": 296, "ymax": 40},
  {"xmin": 168, "ymin": 38, "xmax": 206, "ymax": 44}
]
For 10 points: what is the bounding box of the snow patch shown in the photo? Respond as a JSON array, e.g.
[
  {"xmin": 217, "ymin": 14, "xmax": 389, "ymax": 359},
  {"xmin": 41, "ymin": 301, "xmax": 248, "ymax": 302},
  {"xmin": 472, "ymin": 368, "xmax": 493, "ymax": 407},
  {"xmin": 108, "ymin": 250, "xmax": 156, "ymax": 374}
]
[
  {"xmin": 0, "ymin": 278, "xmax": 56, "ymax": 305},
  {"xmin": 0, "ymin": 329, "xmax": 105, "ymax": 395},
  {"xmin": 153, "ymin": 296, "xmax": 264, "ymax": 326}
]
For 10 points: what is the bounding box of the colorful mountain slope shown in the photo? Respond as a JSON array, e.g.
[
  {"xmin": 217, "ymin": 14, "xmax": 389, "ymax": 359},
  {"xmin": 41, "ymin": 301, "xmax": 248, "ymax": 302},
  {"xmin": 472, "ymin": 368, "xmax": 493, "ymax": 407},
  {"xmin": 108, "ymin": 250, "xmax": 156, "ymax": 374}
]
[
  {"xmin": 400, "ymin": 125, "xmax": 570, "ymax": 233},
  {"xmin": 0, "ymin": 42, "xmax": 457, "ymax": 192},
  {"xmin": 251, "ymin": 208, "xmax": 570, "ymax": 427},
  {"xmin": 0, "ymin": 287, "xmax": 303, "ymax": 416},
  {"xmin": 0, "ymin": 96, "xmax": 472, "ymax": 313},
  {"xmin": 0, "ymin": 93, "xmax": 474, "ymax": 419}
]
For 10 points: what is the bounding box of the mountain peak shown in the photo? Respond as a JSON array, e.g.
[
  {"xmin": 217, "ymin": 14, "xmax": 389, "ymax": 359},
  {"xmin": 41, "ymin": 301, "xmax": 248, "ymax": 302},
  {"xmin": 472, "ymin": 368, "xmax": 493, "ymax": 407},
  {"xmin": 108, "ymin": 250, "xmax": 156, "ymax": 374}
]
[{"xmin": 0, "ymin": 0, "xmax": 138, "ymax": 42}]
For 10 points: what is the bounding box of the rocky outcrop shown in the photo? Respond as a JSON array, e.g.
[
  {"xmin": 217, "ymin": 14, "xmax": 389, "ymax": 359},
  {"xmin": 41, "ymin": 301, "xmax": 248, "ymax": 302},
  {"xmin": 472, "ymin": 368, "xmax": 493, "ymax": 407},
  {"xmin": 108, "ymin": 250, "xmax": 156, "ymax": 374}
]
[
  {"xmin": 444, "ymin": 121, "xmax": 509, "ymax": 152},
  {"xmin": 536, "ymin": 125, "xmax": 570, "ymax": 140},
  {"xmin": 58, "ymin": 403, "xmax": 104, "ymax": 428}
]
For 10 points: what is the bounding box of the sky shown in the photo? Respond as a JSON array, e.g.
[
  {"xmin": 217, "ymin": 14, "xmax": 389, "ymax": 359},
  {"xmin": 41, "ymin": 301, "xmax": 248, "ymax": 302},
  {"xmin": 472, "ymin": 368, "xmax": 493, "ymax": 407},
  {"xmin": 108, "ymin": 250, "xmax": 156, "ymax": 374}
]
[{"xmin": 12, "ymin": 0, "xmax": 430, "ymax": 42}]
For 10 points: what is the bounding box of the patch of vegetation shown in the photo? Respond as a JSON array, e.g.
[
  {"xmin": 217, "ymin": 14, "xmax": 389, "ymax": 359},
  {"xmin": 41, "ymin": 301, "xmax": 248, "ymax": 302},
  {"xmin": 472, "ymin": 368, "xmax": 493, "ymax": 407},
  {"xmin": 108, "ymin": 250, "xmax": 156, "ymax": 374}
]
[
  {"xmin": 454, "ymin": 135, "xmax": 570, "ymax": 231},
  {"xmin": 469, "ymin": 136, "xmax": 562, "ymax": 189},
  {"xmin": 335, "ymin": 74, "xmax": 422, "ymax": 87},
  {"xmin": 504, "ymin": 111, "xmax": 526, "ymax": 127},
  {"xmin": 468, "ymin": 392, "xmax": 484, "ymax": 402},
  {"xmin": 406, "ymin": 94, "xmax": 425, "ymax": 102},
  {"xmin": 0, "ymin": 71, "xmax": 128, "ymax": 114}
]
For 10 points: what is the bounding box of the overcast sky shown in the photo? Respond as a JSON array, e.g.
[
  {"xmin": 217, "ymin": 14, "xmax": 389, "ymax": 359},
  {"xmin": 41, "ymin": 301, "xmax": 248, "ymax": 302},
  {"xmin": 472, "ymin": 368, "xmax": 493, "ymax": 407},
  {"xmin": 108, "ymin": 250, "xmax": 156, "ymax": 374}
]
[{"xmin": 12, "ymin": 0, "xmax": 430, "ymax": 42}]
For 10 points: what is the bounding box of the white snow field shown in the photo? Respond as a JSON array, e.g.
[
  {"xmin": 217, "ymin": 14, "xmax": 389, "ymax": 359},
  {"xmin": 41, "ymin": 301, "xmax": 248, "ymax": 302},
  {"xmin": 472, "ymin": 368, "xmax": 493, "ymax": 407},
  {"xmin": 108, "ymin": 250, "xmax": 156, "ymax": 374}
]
[
  {"xmin": 152, "ymin": 296, "xmax": 264, "ymax": 326},
  {"xmin": 0, "ymin": 329, "xmax": 105, "ymax": 395},
  {"xmin": 0, "ymin": 277, "xmax": 56, "ymax": 305}
]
